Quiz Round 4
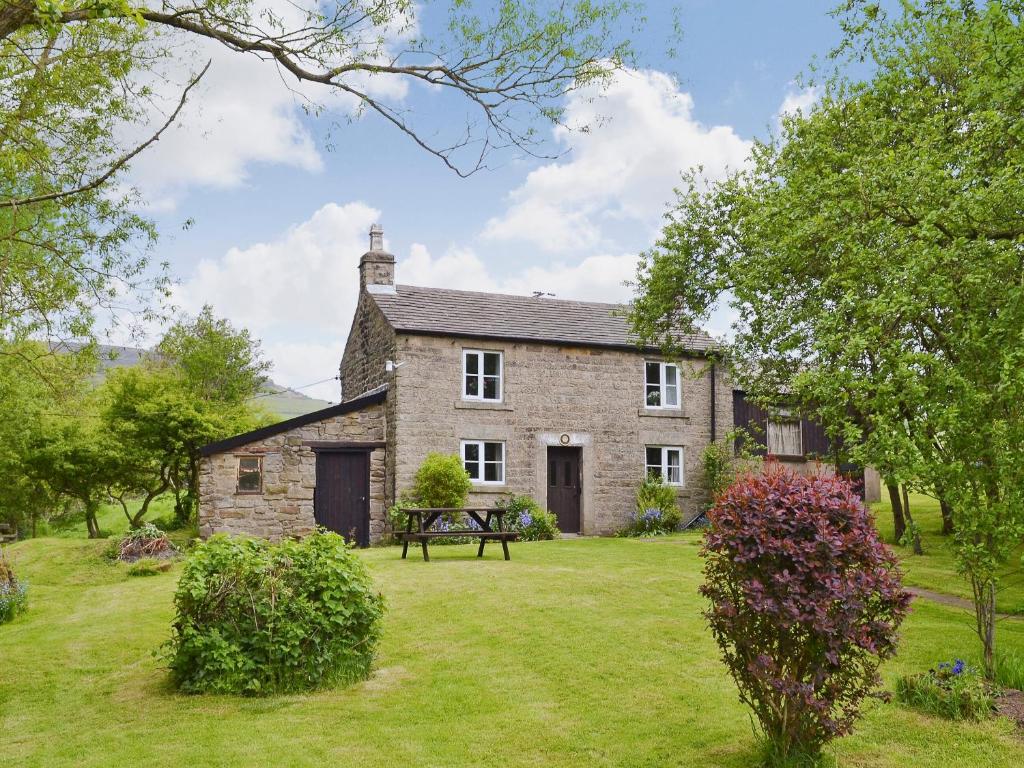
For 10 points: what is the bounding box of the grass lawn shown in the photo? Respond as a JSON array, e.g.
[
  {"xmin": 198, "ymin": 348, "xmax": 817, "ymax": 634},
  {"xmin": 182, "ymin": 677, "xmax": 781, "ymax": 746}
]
[
  {"xmin": 871, "ymin": 493, "xmax": 1024, "ymax": 615},
  {"xmin": 2, "ymin": 530, "xmax": 1023, "ymax": 767}
]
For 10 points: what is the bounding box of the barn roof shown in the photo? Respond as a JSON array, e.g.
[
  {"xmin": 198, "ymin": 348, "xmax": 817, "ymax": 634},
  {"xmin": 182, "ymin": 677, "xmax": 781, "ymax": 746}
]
[{"xmin": 369, "ymin": 284, "xmax": 716, "ymax": 354}]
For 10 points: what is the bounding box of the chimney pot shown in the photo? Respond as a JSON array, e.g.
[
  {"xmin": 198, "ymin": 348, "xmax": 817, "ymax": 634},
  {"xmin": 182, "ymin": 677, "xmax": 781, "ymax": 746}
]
[
  {"xmin": 369, "ymin": 223, "xmax": 384, "ymax": 252},
  {"xmin": 359, "ymin": 224, "xmax": 395, "ymax": 292}
]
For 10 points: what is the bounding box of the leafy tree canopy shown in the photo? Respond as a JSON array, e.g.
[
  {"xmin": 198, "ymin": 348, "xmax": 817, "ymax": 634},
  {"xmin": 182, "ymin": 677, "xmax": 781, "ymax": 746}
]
[{"xmin": 630, "ymin": 0, "xmax": 1024, "ymax": 675}]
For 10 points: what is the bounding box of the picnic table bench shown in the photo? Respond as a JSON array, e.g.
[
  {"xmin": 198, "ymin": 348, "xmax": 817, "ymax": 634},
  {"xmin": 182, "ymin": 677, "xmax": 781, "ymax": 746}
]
[{"xmin": 397, "ymin": 507, "xmax": 517, "ymax": 562}]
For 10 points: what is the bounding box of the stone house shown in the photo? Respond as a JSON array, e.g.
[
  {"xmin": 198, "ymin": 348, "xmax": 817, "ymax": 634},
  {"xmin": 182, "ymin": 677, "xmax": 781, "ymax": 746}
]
[{"xmin": 199, "ymin": 225, "xmax": 876, "ymax": 544}]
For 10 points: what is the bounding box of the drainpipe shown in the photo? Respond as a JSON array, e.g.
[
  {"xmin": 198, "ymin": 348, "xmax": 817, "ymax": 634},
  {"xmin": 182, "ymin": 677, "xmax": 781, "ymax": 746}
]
[{"xmin": 710, "ymin": 361, "xmax": 717, "ymax": 443}]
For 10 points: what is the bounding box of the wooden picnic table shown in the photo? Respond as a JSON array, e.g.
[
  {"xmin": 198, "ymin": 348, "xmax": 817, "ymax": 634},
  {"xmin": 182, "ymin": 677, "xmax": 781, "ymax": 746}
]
[{"xmin": 397, "ymin": 507, "xmax": 517, "ymax": 561}]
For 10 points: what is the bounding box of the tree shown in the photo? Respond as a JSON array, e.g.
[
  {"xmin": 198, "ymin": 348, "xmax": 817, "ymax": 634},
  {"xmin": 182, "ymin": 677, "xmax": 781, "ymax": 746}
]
[
  {"xmin": 0, "ymin": 341, "xmax": 83, "ymax": 535},
  {"xmin": 156, "ymin": 307, "xmax": 272, "ymax": 524},
  {"xmin": 157, "ymin": 305, "xmax": 270, "ymax": 405},
  {"xmin": 101, "ymin": 363, "xmax": 265, "ymax": 528},
  {"xmin": 631, "ymin": 0, "xmax": 1024, "ymax": 676},
  {"xmin": 26, "ymin": 413, "xmax": 121, "ymax": 538},
  {"xmin": 0, "ymin": 13, "xmax": 170, "ymax": 362}
]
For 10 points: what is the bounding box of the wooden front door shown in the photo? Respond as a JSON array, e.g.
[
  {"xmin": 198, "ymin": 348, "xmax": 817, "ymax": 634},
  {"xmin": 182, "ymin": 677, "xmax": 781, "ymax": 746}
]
[
  {"xmin": 547, "ymin": 446, "xmax": 581, "ymax": 534},
  {"xmin": 314, "ymin": 450, "xmax": 370, "ymax": 546}
]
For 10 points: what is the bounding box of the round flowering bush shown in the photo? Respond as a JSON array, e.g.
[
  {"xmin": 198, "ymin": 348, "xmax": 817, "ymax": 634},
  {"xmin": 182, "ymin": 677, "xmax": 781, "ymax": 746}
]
[
  {"xmin": 163, "ymin": 531, "xmax": 384, "ymax": 695},
  {"xmin": 701, "ymin": 468, "xmax": 910, "ymax": 764},
  {"xmin": 619, "ymin": 476, "xmax": 681, "ymax": 536},
  {"xmin": 501, "ymin": 496, "xmax": 559, "ymax": 541}
]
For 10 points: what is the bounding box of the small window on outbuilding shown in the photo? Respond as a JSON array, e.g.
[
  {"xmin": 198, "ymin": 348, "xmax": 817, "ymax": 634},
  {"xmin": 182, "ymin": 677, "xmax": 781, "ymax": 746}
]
[{"xmin": 237, "ymin": 456, "xmax": 263, "ymax": 493}]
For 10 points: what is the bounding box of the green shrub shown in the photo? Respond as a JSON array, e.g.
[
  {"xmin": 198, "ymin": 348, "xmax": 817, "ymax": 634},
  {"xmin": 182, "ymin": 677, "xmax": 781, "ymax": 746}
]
[
  {"xmin": 126, "ymin": 558, "xmax": 173, "ymax": 577},
  {"xmin": 499, "ymin": 495, "xmax": 560, "ymax": 541},
  {"xmin": 619, "ymin": 475, "xmax": 681, "ymax": 536},
  {"xmin": 163, "ymin": 531, "xmax": 384, "ymax": 695},
  {"xmin": 895, "ymin": 660, "xmax": 995, "ymax": 721},
  {"xmin": 410, "ymin": 453, "xmax": 472, "ymax": 509},
  {"xmin": 701, "ymin": 441, "xmax": 736, "ymax": 507},
  {"xmin": 994, "ymin": 652, "xmax": 1024, "ymax": 691},
  {"xmin": 0, "ymin": 553, "xmax": 27, "ymax": 624}
]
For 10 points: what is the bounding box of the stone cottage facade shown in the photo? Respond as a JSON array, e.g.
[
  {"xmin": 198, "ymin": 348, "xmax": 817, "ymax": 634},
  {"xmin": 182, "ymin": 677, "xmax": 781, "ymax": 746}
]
[{"xmin": 199, "ymin": 225, "xmax": 876, "ymax": 544}]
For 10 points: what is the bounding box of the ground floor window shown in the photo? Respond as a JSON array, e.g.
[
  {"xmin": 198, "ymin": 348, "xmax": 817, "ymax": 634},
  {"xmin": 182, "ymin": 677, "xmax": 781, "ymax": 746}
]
[
  {"xmin": 461, "ymin": 440, "xmax": 505, "ymax": 484},
  {"xmin": 236, "ymin": 455, "xmax": 263, "ymax": 493},
  {"xmin": 645, "ymin": 446, "xmax": 683, "ymax": 486}
]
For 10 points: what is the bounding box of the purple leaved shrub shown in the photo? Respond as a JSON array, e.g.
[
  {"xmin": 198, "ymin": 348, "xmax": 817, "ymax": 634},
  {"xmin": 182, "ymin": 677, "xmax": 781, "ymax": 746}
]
[{"xmin": 700, "ymin": 468, "xmax": 911, "ymax": 764}]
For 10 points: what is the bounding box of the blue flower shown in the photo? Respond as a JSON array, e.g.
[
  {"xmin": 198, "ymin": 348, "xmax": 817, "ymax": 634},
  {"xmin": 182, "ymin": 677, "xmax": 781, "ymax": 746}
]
[{"xmin": 952, "ymin": 659, "xmax": 965, "ymax": 675}]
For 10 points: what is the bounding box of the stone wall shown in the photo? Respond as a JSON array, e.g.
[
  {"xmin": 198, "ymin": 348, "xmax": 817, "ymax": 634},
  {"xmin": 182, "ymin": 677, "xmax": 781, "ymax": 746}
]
[
  {"xmin": 339, "ymin": 294, "xmax": 394, "ymax": 401},
  {"xmin": 198, "ymin": 401, "xmax": 387, "ymax": 542},
  {"xmin": 389, "ymin": 334, "xmax": 731, "ymax": 533}
]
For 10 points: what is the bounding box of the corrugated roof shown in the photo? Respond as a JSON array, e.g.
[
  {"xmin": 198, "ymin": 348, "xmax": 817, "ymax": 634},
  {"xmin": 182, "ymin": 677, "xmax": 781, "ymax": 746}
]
[{"xmin": 370, "ymin": 284, "xmax": 716, "ymax": 354}]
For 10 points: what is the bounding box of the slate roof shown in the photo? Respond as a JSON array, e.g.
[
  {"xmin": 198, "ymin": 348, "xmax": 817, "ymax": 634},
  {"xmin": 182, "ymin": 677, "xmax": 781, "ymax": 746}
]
[
  {"xmin": 369, "ymin": 284, "xmax": 716, "ymax": 354},
  {"xmin": 199, "ymin": 387, "xmax": 387, "ymax": 456}
]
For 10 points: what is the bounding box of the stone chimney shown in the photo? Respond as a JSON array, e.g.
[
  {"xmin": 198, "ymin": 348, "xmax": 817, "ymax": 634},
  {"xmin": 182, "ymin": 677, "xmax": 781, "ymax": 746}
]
[{"xmin": 359, "ymin": 224, "xmax": 395, "ymax": 293}]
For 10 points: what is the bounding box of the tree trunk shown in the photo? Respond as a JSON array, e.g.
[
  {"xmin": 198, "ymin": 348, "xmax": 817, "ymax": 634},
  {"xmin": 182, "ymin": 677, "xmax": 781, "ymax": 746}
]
[
  {"xmin": 131, "ymin": 477, "xmax": 171, "ymax": 528},
  {"xmin": 85, "ymin": 501, "xmax": 100, "ymax": 538},
  {"xmin": 901, "ymin": 485, "xmax": 923, "ymax": 555},
  {"xmin": 938, "ymin": 495, "xmax": 954, "ymax": 535},
  {"xmin": 971, "ymin": 574, "xmax": 997, "ymax": 679},
  {"xmin": 886, "ymin": 481, "xmax": 906, "ymax": 542}
]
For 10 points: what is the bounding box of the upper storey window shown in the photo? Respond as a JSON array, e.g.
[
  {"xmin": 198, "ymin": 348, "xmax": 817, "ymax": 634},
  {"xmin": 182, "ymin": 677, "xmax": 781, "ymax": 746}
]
[
  {"xmin": 645, "ymin": 361, "xmax": 680, "ymax": 409},
  {"xmin": 463, "ymin": 350, "xmax": 503, "ymax": 401}
]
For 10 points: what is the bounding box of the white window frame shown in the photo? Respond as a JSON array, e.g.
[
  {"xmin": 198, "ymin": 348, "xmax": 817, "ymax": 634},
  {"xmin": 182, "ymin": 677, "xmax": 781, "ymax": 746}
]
[
  {"xmin": 645, "ymin": 445, "xmax": 685, "ymax": 487},
  {"xmin": 644, "ymin": 361, "xmax": 681, "ymax": 410},
  {"xmin": 767, "ymin": 409, "xmax": 803, "ymax": 457},
  {"xmin": 460, "ymin": 440, "xmax": 506, "ymax": 485},
  {"xmin": 462, "ymin": 349, "xmax": 503, "ymax": 402}
]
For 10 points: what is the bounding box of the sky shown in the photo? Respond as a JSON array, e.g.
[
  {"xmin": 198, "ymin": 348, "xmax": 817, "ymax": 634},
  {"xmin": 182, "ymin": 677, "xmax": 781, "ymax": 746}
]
[{"xmin": 121, "ymin": 1, "xmax": 869, "ymax": 402}]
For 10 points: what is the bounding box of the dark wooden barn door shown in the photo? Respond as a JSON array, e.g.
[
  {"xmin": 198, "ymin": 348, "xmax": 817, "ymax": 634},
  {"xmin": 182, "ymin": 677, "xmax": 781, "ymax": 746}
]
[
  {"xmin": 547, "ymin": 446, "xmax": 581, "ymax": 534},
  {"xmin": 314, "ymin": 450, "xmax": 370, "ymax": 547}
]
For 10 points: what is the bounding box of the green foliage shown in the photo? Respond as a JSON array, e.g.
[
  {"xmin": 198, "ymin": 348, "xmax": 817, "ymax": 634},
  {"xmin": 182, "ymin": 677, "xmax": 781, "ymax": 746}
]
[
  {"xmin": 499, "ymin": 495, "xmax": 560, "ymax": 541},
  {"xmin": 1, "ymin": 12, "xmax": 163, "ymax": 349},
  {"xmin": 157, "ymin": 306, "xmax": 270, "ymax": 405},
  {"xmin": 993, "ymin": 652, "xmax": 1024, "ymax": 692},
  {"xmin": 410, "ymin": 453, "xmax": 472, "ymax": 510},
  {"xmin": 0, "ymin": 341, "xmax": 87, "ymax": 535},
  {"xmin": 620, "ymin": 475, "xmax": 681, "ymax": 536},
  {"xmin": 164, "ymin": 532, "xmax": 384, "ymax": 695},
  {"xmin": 630, "ymin": 0, "xmax": 1024, "ymax": 676},
  {"xmin": 125, "ymin": 558, "xmax": 173, "ymax": 577},
  {"xmin": 0, "ymin": 552, "xmax": 28, "ymax": 624},
  {"xmin": 896, "ymin": 661, "xmax": 995, "ymax": 721}
]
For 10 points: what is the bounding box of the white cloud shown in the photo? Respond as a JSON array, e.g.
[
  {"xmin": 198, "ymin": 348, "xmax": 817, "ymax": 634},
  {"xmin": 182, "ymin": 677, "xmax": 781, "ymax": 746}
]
[
  {"xmin": 777, "ymin": 85, "xmax": 820, "ymax": 126},
  {"xmin": 481, "ymin": 68, "xmax": 751, "ymax": 255},
  {"xmin": 173, "ymin": 201, "xmax": 380, "ymax": 401},
  {"xmin": 124, "ymin": 0, "xmax": 414, "ymax": 209}
]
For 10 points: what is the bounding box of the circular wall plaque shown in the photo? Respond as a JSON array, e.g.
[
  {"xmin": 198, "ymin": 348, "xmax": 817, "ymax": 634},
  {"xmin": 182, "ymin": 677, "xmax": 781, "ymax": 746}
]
[{"xmin": 559, "ymin": 433, "xmax": 570, "ymax": 445}]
